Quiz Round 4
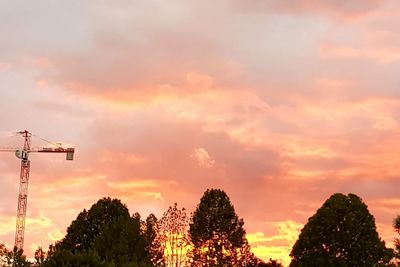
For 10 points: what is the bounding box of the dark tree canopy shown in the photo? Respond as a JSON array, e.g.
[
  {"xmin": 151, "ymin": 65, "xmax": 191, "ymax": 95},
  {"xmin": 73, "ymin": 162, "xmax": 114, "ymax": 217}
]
[
  {"xmin": 60, "ymin": 197, "xmax": 130, "ymax": 253},
  {"xmin": 44, "ymin": 197, "xmax": 153, "ymax": 267},
  {"xmin": 92, "ymin": 215, "xmax": 144, "ymax": 265},
  {"xmin": 143, "ymin": 213, "xmax": 163, "ymax": 265},
  {"xmin": 41, "ymin": 249, "xmax": 105, "ymax": 267},
  {"xmin": 244, "ymin": 253, "xmax": 284, "ymax": 267},
  {"xmin": 189, "ymin": 188, "xmax": 247, "ymax": 266},
  {"xmin": 290, "ymin": 193, "xmax": 393, "ymax": 267}
]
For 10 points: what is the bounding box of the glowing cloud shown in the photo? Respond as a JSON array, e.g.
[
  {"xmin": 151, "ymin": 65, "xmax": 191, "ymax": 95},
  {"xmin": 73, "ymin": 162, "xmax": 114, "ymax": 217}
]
[
  {"xmin": 248, "ymin": 221, "xmax": 303, "ymax": 266},
  {"xmin": 191, "ymin": 148, "xmax": 215, "ymax": 169}
]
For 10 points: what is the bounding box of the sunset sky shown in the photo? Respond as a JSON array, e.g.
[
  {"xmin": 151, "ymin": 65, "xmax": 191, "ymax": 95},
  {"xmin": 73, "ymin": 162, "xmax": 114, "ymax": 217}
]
[{"xmin": 1, "ymin": 0, "xmax": 400, "ymax": 265}]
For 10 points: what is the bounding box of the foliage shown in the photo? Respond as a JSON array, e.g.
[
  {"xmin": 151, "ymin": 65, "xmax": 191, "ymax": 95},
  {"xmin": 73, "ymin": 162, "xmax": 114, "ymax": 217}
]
[
  {"xmin": 0, "ymin": 245, "xmax": 31, "ymax": 267},
  {"xmin": 44, "ymin": 197, "xmax": 153, "ymax": 267},
  {"xmin": 143, "ymin": 213, "xmax": 163, "ymax": 265},
  {"xmin": 156, "ymin": 203, "xmax": 191, "ymax": 267},
  {"xmin": 189, "ymin": 188, "xmax": 248, "ymax": 266},
  {"xmin": 92, "ymin": 215, "xmax": 145, "ymax": 266},
  {"xmin": 59, "ymin": 197, "xmax": 130, "ymax": 253},
  {"xmin": 3, "ymin": 191, "xmax": 396, "ymax": 267},
  {"xmin": 34, "ymin": 246, "xmax": 46, "ymax": 265},
  {"xmin": 248, "ymin": 258, "xmax": 284, "ymax": 267},
  {"xmin": 0, "ymin": 243, "xmax": 7, "ymax": 266},
  {"xmin": 290, "ymin": 193, "xmax": 394, "ymax": 267},
  {"xmin": 40, "ymin": 249, "xmax": 105, "ymax": 267},
  {"xmin": 394, "ymin": 215, "xmax": 400, "ymax": 265},
  {"xmin": 262, "ymin": 259, "xmax": 284, "ymax": 267},
  {"xmin": 244, "ymin": 251, "xmax": 283, "ymax": 267}
]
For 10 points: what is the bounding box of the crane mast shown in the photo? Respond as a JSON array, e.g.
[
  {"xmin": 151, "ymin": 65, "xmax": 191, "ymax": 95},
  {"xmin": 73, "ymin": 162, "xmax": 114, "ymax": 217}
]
[{"xmin": 14, "ymin": 130, "xmax": 31, "ymax": 250}]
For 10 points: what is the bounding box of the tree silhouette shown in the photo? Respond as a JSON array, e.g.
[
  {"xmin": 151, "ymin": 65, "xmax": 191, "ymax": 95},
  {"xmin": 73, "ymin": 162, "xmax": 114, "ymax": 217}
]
[
  {"xmin": 0, "ymin": 246, "xmax": 31, "ymax": 267},
  {"xmin": 34, "ymin": 246, "xmax": 46, "ymax": 265},
  {"xmin": 91, "ymin": 215, "xmax": 145, "ymax": 266},
  {"xmin": 156, "ymin": 203, "xmax": 191, "ymax": 267},
  {"xmin": 0, "ymin": 243, "xmax": 7, "ymax": 266},
  {"xmin": 60, "ymin": 197, "xmax": 130, "ymax": 253},
  {"xmin": 394, "ymin": 215, "xmax": 400, "ymax": 261},
  {"xmin": 290, "ymin": 193, "xmax": 394, "ymax": 267},
  {"xmin": 41, "ymin": 249, "xmax": 105, "ymax": 267},
  {"xmin": 189, "ymin": 188, "xmax": 248, "ymax": 266},
  {"xmin": 143, "ymin": 213, "xmax": 163, "ymax": 265},
  {"xmin": 44, "ymin": 197, "xmax": 153, "ymax": 267}
]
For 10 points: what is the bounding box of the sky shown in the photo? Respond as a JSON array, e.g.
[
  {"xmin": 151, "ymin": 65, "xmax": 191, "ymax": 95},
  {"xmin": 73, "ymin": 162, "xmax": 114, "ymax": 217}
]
[{"xmin": 0, "ymin": 0, "xmax": 400, "ymax": 265}]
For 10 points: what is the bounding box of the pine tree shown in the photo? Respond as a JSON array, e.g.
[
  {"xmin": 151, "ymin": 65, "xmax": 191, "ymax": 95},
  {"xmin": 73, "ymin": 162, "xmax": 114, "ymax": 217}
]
[
  {"xmin": 290, "ymin": 193, "xmax": 393, "ymax": 267},
  {"xmin": 189, "ymin": 189, "xmax": 247, "ymax": 266}
]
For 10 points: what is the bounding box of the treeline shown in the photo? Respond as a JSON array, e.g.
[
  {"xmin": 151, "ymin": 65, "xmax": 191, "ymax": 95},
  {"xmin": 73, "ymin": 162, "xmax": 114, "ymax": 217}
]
[{"xmin": 1, "ymin": 189, "xmax": 400, "ymax": 267}]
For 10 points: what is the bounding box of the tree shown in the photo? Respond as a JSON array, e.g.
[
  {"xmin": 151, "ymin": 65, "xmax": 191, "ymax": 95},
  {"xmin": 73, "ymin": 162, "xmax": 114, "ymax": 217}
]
[
  {"xmin": 34, "ymin": 246, "xmax": 46, "ymax": 265},
  {"xmin": 228, "ymin": 240, "xmax": 284, "ymax": 267},
  {"xmin": 60, "ymin": 197, "xmax": 130, "ymax": 253},
  {"xmin": 290, "ymin": 193, "xmax": 394, "ymax": 267},
  {"xmin": 143, "ymin": 213, "xmax": 163, "ymax": 266},
  {"xmin": 44, "ymin": 197, "xmax": 153, "ymax": 267},
  {"xmin": 394, "ymin": 215, "xmax": 400, "ymax": 261},
  {"xmin": 1, "ymin": 243, "xmax": 8, "ymax": 266},
  {"xmin": 247, "ymin": 257, "xmax": 284, "ymax": 267},
  {"xmin": 41, "ymin": 249, "xmax": 105, "ymax": 267},
  {"xmin": 156, "ymin": 203, "xmax": 191, "ymax": 267},
  {"xmin": 189, "ymin": 189, "xmax": 248, "ymax": 266},
  {"xmin": 262, "ymin": 259, "xmax": 284, "ymax": 267},
  {"xmin": 91, "ymin": 215, "xmax": 147, "ymax": 266},
  {"xmin": 2, "ymin": 247, "xmax": 31, "ymax": 267}
]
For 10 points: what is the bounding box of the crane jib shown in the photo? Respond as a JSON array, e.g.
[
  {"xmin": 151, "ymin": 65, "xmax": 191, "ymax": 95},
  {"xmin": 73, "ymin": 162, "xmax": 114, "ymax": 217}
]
[
  {"xmin": 14, "ymin": 148, "xmax": 75, "ymax": 160},
  {"xmin": 37, "ymin": 147, "xmax": 75, "ymax": 160}
]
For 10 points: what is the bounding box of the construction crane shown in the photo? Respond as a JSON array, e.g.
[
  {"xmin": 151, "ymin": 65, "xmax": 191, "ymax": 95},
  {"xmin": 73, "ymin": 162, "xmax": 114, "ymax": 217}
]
[{"xmin": 0, "ymin": 130, "xmax": 74, "ymax": 251}]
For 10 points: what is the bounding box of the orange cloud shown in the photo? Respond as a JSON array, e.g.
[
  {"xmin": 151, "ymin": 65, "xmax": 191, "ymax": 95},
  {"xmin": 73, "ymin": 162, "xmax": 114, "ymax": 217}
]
[
  {"xmin": 232, "ymin": 0, "xmax": 382, "ymax": 20},
  {"xmin": 248, "ymin": 220, "xmax": 303, "ymax": 266}
]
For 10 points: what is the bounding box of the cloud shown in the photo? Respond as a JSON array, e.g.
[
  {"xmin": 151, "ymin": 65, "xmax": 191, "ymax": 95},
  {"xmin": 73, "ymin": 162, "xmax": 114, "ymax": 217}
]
[
  {"xmin": 321, "ymin": 42, "xmax": 400, "ymax": 63},
  {"xmin": 0, "ymin": 217, "xmax": 15, "ymax": 236},
  {"xmin": 190, "ymin": 148, "xmax": 215, "ymax": 168},
  {"xmin": 0, "ymin": 212, "xmax": 57, "ymax": 255},
  {"xmin": 248, "ymin": 220, "xmax": 303, "ymax": 266},
  {"xmin": 231, "ymin": 0, "xmax": 383, "ymax": 20}
]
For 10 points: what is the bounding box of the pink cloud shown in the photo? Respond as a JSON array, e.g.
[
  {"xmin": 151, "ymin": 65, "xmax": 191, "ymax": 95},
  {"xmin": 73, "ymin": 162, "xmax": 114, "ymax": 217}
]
[
  {"xmin": 321, "ymin": 42, "xmax": 400, "ymax": 63},
  {"xmin": 231, "ymin": 0, "xmax": 383, "ymax": 20}
]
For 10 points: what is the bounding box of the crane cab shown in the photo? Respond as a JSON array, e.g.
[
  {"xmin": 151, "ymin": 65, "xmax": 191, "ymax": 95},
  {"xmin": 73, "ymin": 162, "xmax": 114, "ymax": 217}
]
[{"xmin": 15, "ymin": 150, "xmax": 29, "ymax": 160}]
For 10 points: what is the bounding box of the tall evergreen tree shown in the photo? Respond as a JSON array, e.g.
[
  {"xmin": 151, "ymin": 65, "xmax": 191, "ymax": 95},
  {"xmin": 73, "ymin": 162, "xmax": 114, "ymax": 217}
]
[
  {"xmin": 290, "ymin": 193, "xmax": 393, "ymax": 267},
  {"xmin": 189, "ymin": 189, "xmax": 247, "ymax": 266}
]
